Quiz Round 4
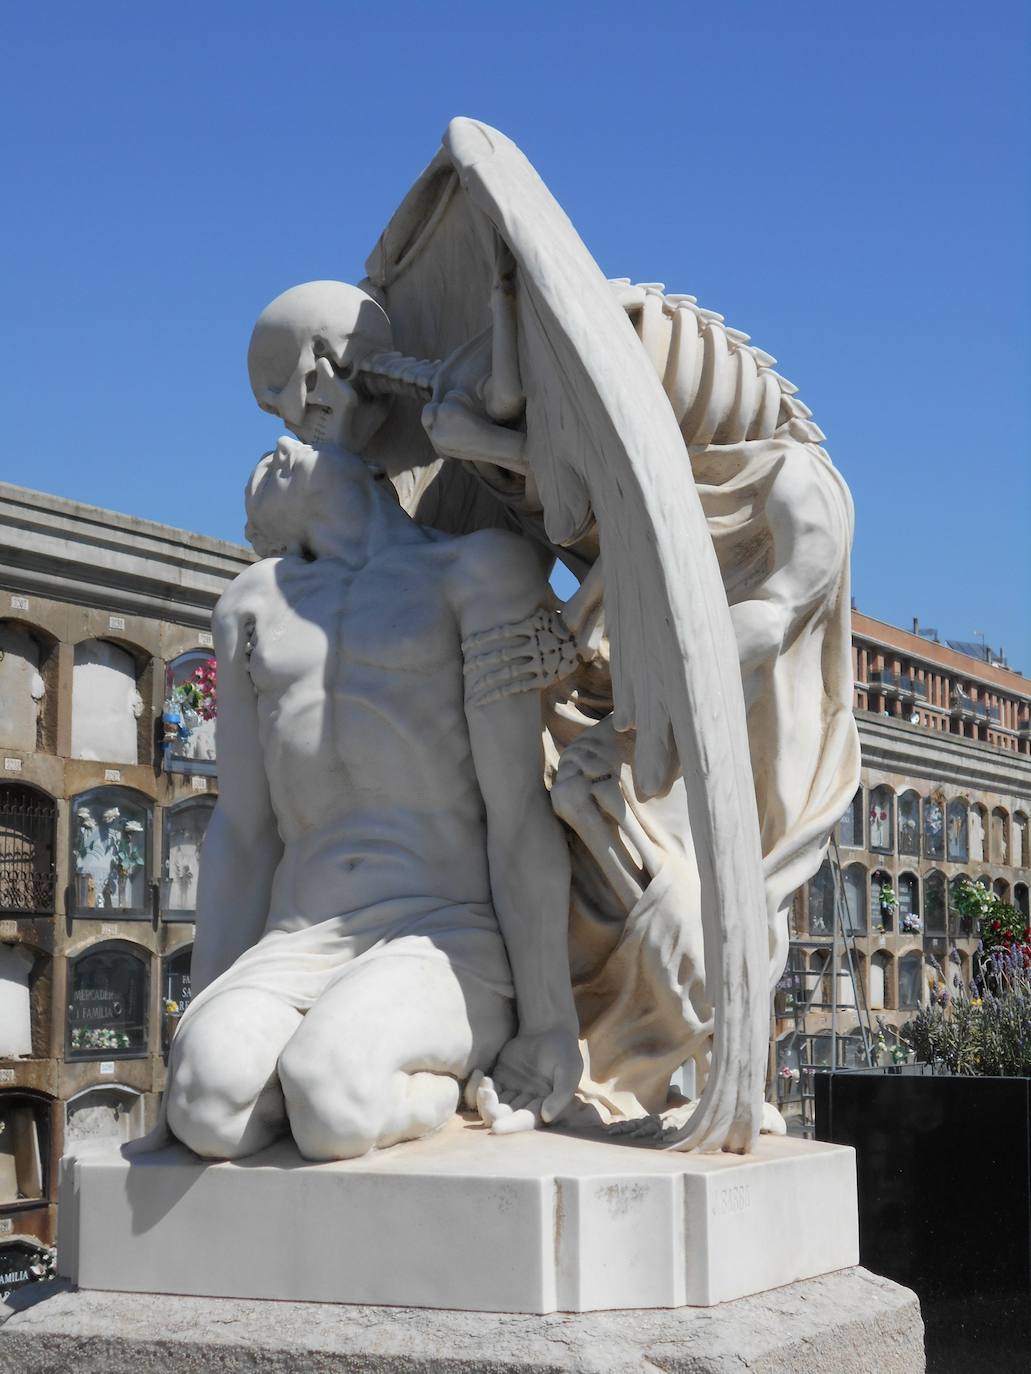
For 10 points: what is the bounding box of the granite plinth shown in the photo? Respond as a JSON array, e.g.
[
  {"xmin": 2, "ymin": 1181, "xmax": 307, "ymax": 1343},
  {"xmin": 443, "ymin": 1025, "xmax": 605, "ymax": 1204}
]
[
  {"xmin": 59, "ymin": 1115, "xmax": 859, "ymax": 1313},
  {"xmin": 0, "ymin": 1269, "xmax": 925, "ymax": 1372}
]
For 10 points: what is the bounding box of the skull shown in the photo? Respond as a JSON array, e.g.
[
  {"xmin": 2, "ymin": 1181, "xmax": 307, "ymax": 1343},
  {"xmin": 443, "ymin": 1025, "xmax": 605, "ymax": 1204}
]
[{"xmin": 247, "ymin": 281, "xmax": 394, "ymax": 454}]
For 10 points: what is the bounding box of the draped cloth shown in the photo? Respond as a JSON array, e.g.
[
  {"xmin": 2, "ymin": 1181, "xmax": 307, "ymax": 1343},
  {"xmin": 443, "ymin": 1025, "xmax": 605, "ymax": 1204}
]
[{"xmin": 555, "ymin": 431, "xmax": 860, "ymax": 1121}]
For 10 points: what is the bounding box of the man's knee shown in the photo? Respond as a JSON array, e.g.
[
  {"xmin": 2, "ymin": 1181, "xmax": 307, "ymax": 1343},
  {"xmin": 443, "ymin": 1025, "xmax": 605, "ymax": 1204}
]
[
  {"xmin": 166, "ymin": 995, "xmax": 294, "ymax": 1159},
  {"xmin": 279, "ymin": 1032, "xmax": 385, "ymax": 1161}
]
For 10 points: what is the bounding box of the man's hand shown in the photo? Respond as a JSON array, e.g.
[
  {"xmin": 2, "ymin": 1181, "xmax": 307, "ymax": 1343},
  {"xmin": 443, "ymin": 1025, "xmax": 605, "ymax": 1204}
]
[{"xmin": 468, "ymin": 1027, "xmax": 583, "ymax": 1135}]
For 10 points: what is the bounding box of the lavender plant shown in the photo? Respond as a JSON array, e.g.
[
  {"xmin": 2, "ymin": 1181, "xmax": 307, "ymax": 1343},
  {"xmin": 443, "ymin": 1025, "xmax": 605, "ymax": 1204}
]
[{"xmin": 902, "ymin": 943, "xmax": 1031, "ymax": 1077}]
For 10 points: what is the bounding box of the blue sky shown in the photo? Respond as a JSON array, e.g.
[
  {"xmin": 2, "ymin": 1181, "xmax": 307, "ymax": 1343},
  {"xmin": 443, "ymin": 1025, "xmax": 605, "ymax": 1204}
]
[{"xmin": 3, "ymin": 3, "xmax": 1029, "ymax": 666}]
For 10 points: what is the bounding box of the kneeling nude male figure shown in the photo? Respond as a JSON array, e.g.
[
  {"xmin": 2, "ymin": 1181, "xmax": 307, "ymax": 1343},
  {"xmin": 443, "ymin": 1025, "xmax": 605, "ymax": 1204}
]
[{"xmin": 165, "ymin": 284, "xmax": 582, "ymax": 1162}]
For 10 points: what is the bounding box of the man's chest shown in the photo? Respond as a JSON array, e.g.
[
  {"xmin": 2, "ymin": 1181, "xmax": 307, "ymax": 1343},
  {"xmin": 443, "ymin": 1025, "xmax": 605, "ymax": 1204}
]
[{"xmin": 249, "ymin": 556, "xmax": 459, "ymax": 693}]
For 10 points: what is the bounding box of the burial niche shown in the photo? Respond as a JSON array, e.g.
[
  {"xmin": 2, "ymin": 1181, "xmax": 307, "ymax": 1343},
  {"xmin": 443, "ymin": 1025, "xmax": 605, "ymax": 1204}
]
[
  {"xmin": 71, "ymin": 639, "xmax": 143, "ymax": 764},
  {"xmin": 0, "ymin": 784, "xmax": 55, "ymax": 915},
  {"xmin": 65, "ymin": 1084, "xmax": 145, "ymax": 1145},
  {"xmin": 0, "ymin": 623, "xmax": 47, "ymax": 754},
  {"xmin": 161, "ymin": 798, "xmax": 214, "ymax": 918},
  {"xmin": 70, "ymin": 788, "xmax": 150, "ymax": 916},
  {"xmin": 0, "ymin": 1091, "xmax": 49, "ymax": 1208},
  {"xmin": 66, "ymin": 942, "xmax": 149, "ymax": 1058},
  {"xmin": 161, "ymin": 944, "xmax": 193, "ymax": 1054},
  {"xmin": 163, "ymin": 651, "xmax": 217, "ymax": 772}
]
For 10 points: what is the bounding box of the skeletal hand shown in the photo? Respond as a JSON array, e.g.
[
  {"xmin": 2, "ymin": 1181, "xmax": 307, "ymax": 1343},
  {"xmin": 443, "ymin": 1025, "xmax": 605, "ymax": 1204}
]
[
  {"xmin": 462, "ymin": 607, "xmax": 579, "ymax": 707},
  {"xmin": 467, "ymin": 1026, "xmax": 583, "ymax": 1135}
]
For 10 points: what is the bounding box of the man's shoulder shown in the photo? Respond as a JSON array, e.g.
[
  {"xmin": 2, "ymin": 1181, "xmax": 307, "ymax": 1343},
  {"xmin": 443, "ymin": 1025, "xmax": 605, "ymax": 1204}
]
[
  {"xmin": 450, "ymin": 528, "xmax": 544, "ymax": 585},
  {"xmin": 215, "ymin": 557, "xmax": 283, "ymax": 621}
]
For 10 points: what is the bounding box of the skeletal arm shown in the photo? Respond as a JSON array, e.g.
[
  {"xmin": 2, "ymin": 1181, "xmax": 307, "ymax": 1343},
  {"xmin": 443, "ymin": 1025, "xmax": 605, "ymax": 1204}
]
[{"xmin": 190, "ymin": 577, "xmax": 283, "ymax": 994}]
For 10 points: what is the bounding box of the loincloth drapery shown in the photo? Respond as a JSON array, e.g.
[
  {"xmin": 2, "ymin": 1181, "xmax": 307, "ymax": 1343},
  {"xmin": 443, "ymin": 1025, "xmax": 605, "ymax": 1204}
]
[{"xmin": 178, "ymin": 897, "xmax": 514, "ymax": 1033}]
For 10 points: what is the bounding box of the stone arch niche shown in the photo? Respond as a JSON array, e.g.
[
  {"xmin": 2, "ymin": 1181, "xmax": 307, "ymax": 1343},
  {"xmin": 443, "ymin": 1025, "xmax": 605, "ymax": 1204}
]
[
  {"xmin": 993, "ymin": 878, "xmax": 1010, "ymax": 901},
  {"xmin": 870, "ymin": 869, "xmax": 893, "ymax": 932},
  {"xmin": 807, "ymin": 858, "xmax": 835, "ymax": 935},
  {"xmin": 69, "ymin": 787, "xmax": 151, "ymax": 917},
  {"xmin": 0, "ymin": 622, "xmax": 57, "ymax": 755},
  {"xmin": 65, "ymin": 1084, "xmax": 145, "ymax": 1146},
  {"xmin": 946, "ymin": 797, "xmax": 969, "ymax": 863},
  {"xmin": 898, "ymin": 951, "xmax": 925, "ymax": 1009},
  {"xmin": 949, "ymin": 874, "xmax": 973, "ymax": 938},
  {"xmin": 898, "ymin": 791, "xmax": 920, "ymax": 857},
  {"xmin": 922, "ymin": 795, "xmax": 945, "ymax": 861},
  {"xmin": 1014, "ymin": 812, "xmax": 1029, "ymax": 869},
  {"xmin": 867, "ymin": 785, "xmax": 894, "ymax": 854},
  {"xmin": 161, "ymin": 943, "xmax": 193, "ymax": 1054},
  {"xmin": 991, "ymin": 808, "xmax": 1009, "ymax": 865},
  {"xmin": 969, "ymin": 803, "xmax": 988, "ymax": 863},
  {"xmin": 161, "ymin": 798, "xmax": 214, "ymax": 919},
  {"xmin": 71, "ymin": 638, "xmax": 145, "ymax": 765},
  {"xmin": 66, "ymin": 940, "xmax": 150, "ymax": 1059},
  {"xmin": 923, "ymin": 871, "xmax": 947, "ymax": 936},
  {"xmin": 0, "ymin": 783, "xmax": 55, "ymax": 915},
  {"xmin": 897, "ymin": 872, "xmax": 920, "ymax": 933},
  {"xmin": 0, "ymin": 942, "xmax": 52, "ymax": 1060},
  {"xmin": 0, "ymin": 1090, "xmax": 51, "ymax": 1209},
  {"xmin": 870, "ymin": 951, "xmax": 893, "ymax": 1011},
  {"xmin": 163, "ymin": 650, "xmax": 217, "ymax": 774},
  {"xmin": 842, "ymin": 863, "xmax": 867, "ymax": 935},
  {"xmin": 1014, "ymin": 883, "xmax": 1029, "ymax": 919},
  {"xmin": 838, "ymin": 787, "xmax": 863, "ymax": 849}
]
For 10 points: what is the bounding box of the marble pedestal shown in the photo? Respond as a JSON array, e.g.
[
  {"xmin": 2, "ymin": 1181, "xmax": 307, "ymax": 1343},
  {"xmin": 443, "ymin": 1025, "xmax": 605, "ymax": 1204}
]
[{"xmin": 59, "ymin": 1115, "xmax": 859, "ymax": 1313}]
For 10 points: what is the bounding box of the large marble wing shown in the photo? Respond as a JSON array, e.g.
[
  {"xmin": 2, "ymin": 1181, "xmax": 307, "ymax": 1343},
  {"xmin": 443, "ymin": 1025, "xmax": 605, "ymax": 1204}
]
[{"xmin": 364, "ymin": 119, "xmax": 768, "ymax": 1153}]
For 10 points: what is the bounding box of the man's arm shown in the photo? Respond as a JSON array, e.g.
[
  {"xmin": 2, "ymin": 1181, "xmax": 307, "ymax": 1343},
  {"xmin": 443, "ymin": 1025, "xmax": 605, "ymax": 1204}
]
[
  {"xmin": 452, "ymin": 531, "xmax": 582, "ymax": 1128},
  {"xmin": 190, "ymin": 573, "xmax": 283, "ymax": 994}
]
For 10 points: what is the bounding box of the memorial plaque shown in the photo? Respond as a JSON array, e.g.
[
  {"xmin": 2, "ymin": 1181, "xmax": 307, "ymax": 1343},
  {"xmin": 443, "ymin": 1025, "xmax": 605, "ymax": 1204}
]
[
  {"xmin": 3, "ymin": 760, "xmax": 21, "ymax": 773},
  {"xmin": 108, "ymin": 616, "xmax": 126, "ymax": 631},
  {"xmin": 0, "ymin": 1070, "xmax": 14, "ymax": 1085},
  {"xmin": 9, "ymin": 597, "xmax": 29, "ymax": 612},
  {"xmin": 104, "ymin": 769, "xmax": 121, "ymax": 782},
  {"xmin": 0, "ymin": 921, "xmax": 18, "ymax": 938},
  {"xmin": 0, "ymin": 1240, "xmax": 48, "ymax": 1301}
]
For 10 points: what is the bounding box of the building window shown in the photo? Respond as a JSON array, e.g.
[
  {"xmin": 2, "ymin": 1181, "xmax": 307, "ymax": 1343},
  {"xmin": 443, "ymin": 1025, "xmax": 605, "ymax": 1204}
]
[
  {"xmin": 161, "ymin": 945, "xmax": 193, "ymax": 1055},
  {"xmin": 161, "ymin": 799, "xmax": 214, "ymax": 919},
  {"xmin": 946, "ymin": 798, "xmax": 969, "ymax": 863},
  {"xmin": 70, "ymin": 789, "xmax": 151, "ymax": 917},
  {"xmin": 870, "ymin": 869, "xmax": 893, "ymax": 932},
  {"xmin": 898, "ymin": 952, "xmax": 925, "ymax": 1009},
  {"xmin": 807, "ymin": 859, "xmax": 835, "ymax": 935},
  {"xmin": 991, "ymin": 808, "xmax": 1009, "ymax": 865},
  {"xmin": 0, "ymin": 1092, "xmax": 49, "ymax": 1210},
  {"xmin": 924, "ymin": 871, "xmax": 946, "ymax": 935},
  {"xmin": 66, "ymin": 943, "xmax": 149, "ymax": 1059},
  {"xmin": 0, "ymin": 785, "xmax": 55, "ymax": 915},
  {"xmin": 899, "ymin": 792, "xmax": 920, "ymax": 856},
  {"xmin": 838, "ymin": 788, "xmax": 863, "ymax": 849},
  {"xmin": 868, "ymin": 786, "xmax": 894, "ymax": 854},
  {"xmin": 1013, "ymin": 813, "xmax": 1029, "ymax": 869},
  {"xmin": 922, "ymin": 796, "xmax": 945, "ymax": 861},
  {"xmin": 163, "ymin": 652, "xmax": 217, "ymax": 774},
  {"xmin": 71, "ymin": 639, "xmax": 143, "ymax": 766},
  {"xmin": 843, "ymin": 864, "xmax": 867, "ymax": 935}
]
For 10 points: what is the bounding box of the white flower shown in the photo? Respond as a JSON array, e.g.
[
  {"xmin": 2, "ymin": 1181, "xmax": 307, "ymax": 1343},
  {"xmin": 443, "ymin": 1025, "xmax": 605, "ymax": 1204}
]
[
  {"xmin": 77, "ymin": 808, "xmax": 95, "ymax": 827},
  {"xmin": 102, "ymin": 807, "xmax": 121, "ymax": 824},
  {"xmin": 124, "ymin": 820, "xmax": 143, "ymax": 834}
]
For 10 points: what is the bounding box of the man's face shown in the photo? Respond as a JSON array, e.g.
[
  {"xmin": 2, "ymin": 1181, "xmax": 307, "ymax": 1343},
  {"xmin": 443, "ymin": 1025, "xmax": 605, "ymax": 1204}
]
[{"xmin": 244, "ymin": 441, "xmax": 316, "ymax": 557}]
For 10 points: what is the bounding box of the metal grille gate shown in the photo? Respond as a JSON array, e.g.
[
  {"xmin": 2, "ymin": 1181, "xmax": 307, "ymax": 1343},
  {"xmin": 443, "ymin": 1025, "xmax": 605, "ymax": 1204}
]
[{"xmin": 0, "ymin": 785, "xmax": 56, "ymax": 913}]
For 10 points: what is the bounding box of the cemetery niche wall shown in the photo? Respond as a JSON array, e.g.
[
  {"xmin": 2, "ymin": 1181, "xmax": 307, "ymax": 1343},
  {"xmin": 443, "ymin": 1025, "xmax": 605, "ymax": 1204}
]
[{"xmin": 161, "ymin": 799, "xmax": 213, "ymax": 918}]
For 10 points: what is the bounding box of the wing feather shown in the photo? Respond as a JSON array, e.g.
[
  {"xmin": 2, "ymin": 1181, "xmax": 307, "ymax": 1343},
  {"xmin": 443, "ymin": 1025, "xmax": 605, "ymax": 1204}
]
[{"xmin": 445, "ymin": 118, "xmax": 768, "ymax": 1151}]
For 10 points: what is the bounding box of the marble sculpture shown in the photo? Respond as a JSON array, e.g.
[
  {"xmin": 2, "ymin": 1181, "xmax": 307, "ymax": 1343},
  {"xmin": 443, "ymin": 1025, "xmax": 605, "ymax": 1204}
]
[{"xmin": 162, "ymin": 118, "xmax": 859, "ymax": 1163}]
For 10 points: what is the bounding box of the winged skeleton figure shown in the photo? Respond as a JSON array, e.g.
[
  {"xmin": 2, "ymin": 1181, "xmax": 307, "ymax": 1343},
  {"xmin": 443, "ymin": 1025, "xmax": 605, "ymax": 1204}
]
[{"xmin": 246, "ymin": 119, "xmax": 860, "ymax": 1155}]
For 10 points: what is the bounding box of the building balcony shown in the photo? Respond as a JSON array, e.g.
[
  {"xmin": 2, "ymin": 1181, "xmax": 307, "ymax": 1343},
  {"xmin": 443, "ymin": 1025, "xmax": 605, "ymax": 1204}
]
[
  {"xmin": 870, "ymin": 670, "xmax": 927, "ymax": 700},
  {"xmin": 899, "ymin": 675, "xmax": 928, "ymax": 700}
]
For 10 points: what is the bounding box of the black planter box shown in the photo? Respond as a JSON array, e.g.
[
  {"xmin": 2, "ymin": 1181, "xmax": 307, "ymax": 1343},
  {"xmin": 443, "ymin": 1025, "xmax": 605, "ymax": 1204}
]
[{"xmin": 815, "ymin": 1069, "xmax": 1030, "ymax": 1374}]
